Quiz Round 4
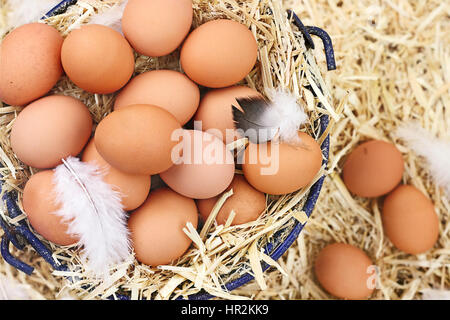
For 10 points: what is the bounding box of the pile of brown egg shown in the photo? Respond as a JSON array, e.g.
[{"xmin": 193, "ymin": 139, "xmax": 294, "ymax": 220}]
[
  {"xmin": 0, "ymin": 0, "xmax": 323, "ymax": 269},
  {"xmin": 314, "ymin": 140, "xmax": 440, "ymax": 300}
]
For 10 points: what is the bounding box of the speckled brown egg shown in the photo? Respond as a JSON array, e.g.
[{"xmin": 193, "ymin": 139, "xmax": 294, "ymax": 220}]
[
  {"xmin": 61, "ymin": 24, "xmax": 135, "ymax": 94},
  {"xmin": 197, "ymin": 174, "xmax": 266, "ymax": 226},
  {"xmin": 180, "ymin": 19, "xmax": 258, "ymax": 88},
  {"xmin": 11, "ymin": 95, "xmax": 92, "ymax": 169},
  {"xmin": 315, "ymin": 243, "xmax": 375, "ymax": 300},
  {"xmin": 122, "ymin": 0, "xmax": 193, "ymax": 57},
  {"xmin": 0, "ymin": 23, "xmax": 63, "ymax": 106},
  {"xmin": 82, "ymin": 139, "xmax": 151, "ymax": 211},
  {"xmin": 193, "ymin": 85, "xmax": 262, "ymax": 143},
  {"xmin": 94, "ymin": 104, "xmax": 182, "ymax": 175},
  {"xmin": 242, "ymin": 132, "xmax": 323, "ymax": 195},
  {"xmin": 114, "ymin": 70, "xmax": 200, "ymax": 125},
  {"xmin": 128, "ymin": 188, "xmax": 198, "ymax": 266},
  {"xmin": 342, "ymin": 140, "xmax": 404, "ymax": 198},
  {"xmin": 22, "ymin": 170, "xmax": 78, "ymax": 246},
  {"xmin": 382, "ymin": 185, "xmax": 439, "ymax": 254}
]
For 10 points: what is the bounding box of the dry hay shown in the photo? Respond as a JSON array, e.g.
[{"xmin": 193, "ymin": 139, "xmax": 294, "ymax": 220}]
[
  {"xmin": 234, "ymin": 0, "xmax": 450, "ymax": 300},
  {"xmin": 0, "ymin": 0, "xmax": 449, "ymax": 300}
]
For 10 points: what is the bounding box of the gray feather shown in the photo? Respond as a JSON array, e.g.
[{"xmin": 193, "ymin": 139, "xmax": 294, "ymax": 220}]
[{"xmin": 232, "ymin": 97, "xmax": 280, "ymax": 144}]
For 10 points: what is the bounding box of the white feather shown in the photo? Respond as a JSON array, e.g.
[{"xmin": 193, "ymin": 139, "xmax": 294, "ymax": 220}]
[
  {"xmin": 52, "ymin": 157, "xmax": 131, "ymax": 278},
  {"xmin": 396, "ymin": 122, "xmax": 450, "ymax": 198},
  {"xmin": 88, "ymin": 0, "xmax": 128, "ymax": 34},
  {"xmin": 266, "ymin": 89, "xmax": 309, "ymax": 145},
  {"xmin": 421, "ymin": 289, "xmax": 450, "ymax": 300},
  {"xmin": 4, "ymin": 0, "xmax": 60, "ymax": 31}
]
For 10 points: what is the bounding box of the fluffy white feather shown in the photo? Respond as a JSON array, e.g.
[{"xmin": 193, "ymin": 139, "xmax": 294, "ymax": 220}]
[
  {"xmin": 421, "ymin": 289, "xmax": 450, "ymax": 300},
  {"xmin": 232, "ymin": 89, "xmax": 309, "ymax": 145},
  {"xmin": 5, "ymin": 0, "xmax": 60, "ymax": 31},
  {"xmin": 52, "ymin": 157, "xmax": 131, "ymax": 278},
  {"xmin": 396, "ymin": 122, "xmax": 450, "ymax": 198},
  {"xmin": 88, "ymin": 0, "xmax": 128, "ymax": 34},
  {"xmin": 266, "ymin": 89, "xmax": 309, "ymax": 145}
]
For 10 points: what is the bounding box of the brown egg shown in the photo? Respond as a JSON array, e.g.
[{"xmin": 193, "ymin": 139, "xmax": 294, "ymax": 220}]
[
  {"xmin": 315, "ymin": 243, "xmax": 375, "ymax": 300},
  {"xmin": 94, "ymin": 104, "xmax": 182, "ymax": 175},
  {"xmin": 194, "ymin": 86, "xmax": 262, "ymax": 143},
  {"xmin": 180, "ymin": 19, "xmax": 258, "ymax": 88},
  {"xmin": 82, "ymin": 139, "xmax": 151, "ymax": 211},
  {"xmin": 160, "ymin": 130, "xmax": 235, "ymax": 199},
  {"xmin": 197, "ymin": 175, "xmax": 266, "ymax": 225},
  {"xmin": 122, "ymin": 0, "xmax": 193, "ymax": 57},
  {"xmin": 0, "ymin": 23, "xmax": 63, "ymax": 106},
  {"xmin": 22, "ymin": 170, "xmax": 78, "ymax": 246},
  {"xmin": 242, "ymin": 132, "xmax": 323, "ymax": 195},
  {"xmin": 11, "ymin": 95, "xmax": 92, "ymax": 169},
  {"xmin": 114, "ymin": 70, "xmax": 200, "ymax": 125},
  {"xmin": 61, "ymin": 24, "xmax": 135, "ymax": 94},
  {"xmin": 382, "ymin": 185, "xmax": 439, "ymax": 254},
  {"xmin": 128, "ymin": 188, "xmax": 198, "ymax": 266},
  {"xmin": 343, "ymin": 140, "xmax": 404, "ymax": 198}
]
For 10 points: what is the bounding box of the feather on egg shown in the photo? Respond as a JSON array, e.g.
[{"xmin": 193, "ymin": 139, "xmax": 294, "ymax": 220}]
[{"xmin": 232, "ymin": 90, "xmax": 309, "ymax": 145}]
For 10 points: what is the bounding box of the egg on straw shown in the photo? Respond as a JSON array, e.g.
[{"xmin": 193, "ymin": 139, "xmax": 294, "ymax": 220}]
[
  {"xmin": 396, "ymin": 122, "xmax": 450, "ymax": 198},
  {"xmin": 51, "ymin": 157, "xmax": 131, "ymax": 278}
]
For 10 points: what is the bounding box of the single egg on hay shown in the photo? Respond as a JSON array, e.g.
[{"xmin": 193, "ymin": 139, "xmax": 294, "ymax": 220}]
[
  {"xmin": 122, "ymin": 0, "xmax": 193, "ymax": 57},
  {"xmin": 22, "ymin": 170, "xmax": 78, "ymax": 246},
  {"xmin": 160, "ymin": 129, "xmax": 235, "ymax": 199},
  {"xmin": 128, "ymin": 188, "xmax": 198, "ymax": 266},
  {"xmin": 114, "ymin": 70, "xmax": 200, "ymax": 125},
  {"xmin": 82, "ymin": 139, "xmax": 151, "ymax": 211},
  {"xmin": 342, "ymin": 140, "xmax": 404, "ymax": 198},
  {"xmin": 314, "ymin": 243, "xmax": 375, "ymax": 300},
  {"xmin": 382, "ymin": 184, "xmax": 439, "ymax": 255},
  {"xmin": 180, "ymin": 19, "xmax": 258, "ymax": 88},
  {"xmin": 94, "ymin": 104, "xmax": 182, "ymax": 176},
  {"xmin": 242, "ymin": 132, "xmax": 322, "ymax": 195},
  {"xmin": 0, "ymin": 23, "xmax": 63, "ymax": 106},
  {"xmin": 197, "ymin": 174, "xmax": 266, "ymax": 226},
  {"xmin": 193, "ymin": 85, "xmax": 262, "ymax": 143},
  {"xmin": 11, "ymin": 95, "xmax": 92, "ymax": 169},
  {"xmin": 61, "ymin": 24, "xmax": 135, "ymax": 94}
]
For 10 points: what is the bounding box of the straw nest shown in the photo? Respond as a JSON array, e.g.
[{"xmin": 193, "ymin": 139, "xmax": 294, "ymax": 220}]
[{"xmin": 0, "ymin": 0, "xmax": 448, "ymax": 300}]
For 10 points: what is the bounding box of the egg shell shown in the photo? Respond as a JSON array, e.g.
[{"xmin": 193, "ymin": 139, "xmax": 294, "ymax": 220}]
[
  {"xmin": 180, "ymin": 19, "xmax": 258, "ymax": 88},
  {"xmin": 128, "ymin": 188, "xmax": 198, "ymax": 266},
  {"xmin": 160, "ymin": 130, "xmax": 235, "ymax": 199},
  {"xmin": 122, "ymin": 0, "xmax": 193, "ymax": 57},
  {"xmin": 242, "ymin": 132, "xmax": 322, "ymax": 195},
  {"xmin": 314, "ymin": 243, "xmax": 375, "ymax": 300},
  {"xmin": 22, "ymin": 170, "xmax": 78, "ymax": 246},
  {"xmin": 197, "ymin": 174, "xmax": 266, "ymax": 226},
  {"xmin": 193, "ymin": 86, "xmax": 262, "ymax": 143},
  {"xmin": 94, "ymin": 104, "xmax": 182, "ymax": 175},
  {"xmin": 11, "ymin": 95, "xmax": 92, "ymax": 169},
  {"xmin": 114, "ymin": 70, "xmax": 200, "ymax": 125},
  {"xmin": 61, "ymin": 24, "xmax": 135, "ymax": 94},
  {"xmin": 382, "ymin": 185, "xmax": 439, "ymax": 254},
  {"xmin": 82, "ymin": 139, "xmax": 151, "ymax": 211},
  {"xmin": 0, "ymin": 23, "xmax": 63, "ymax": 106},
  {"xmin": 343, "ymin": 140, "xmax": 404, "ymax": 198}
]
